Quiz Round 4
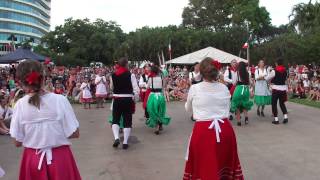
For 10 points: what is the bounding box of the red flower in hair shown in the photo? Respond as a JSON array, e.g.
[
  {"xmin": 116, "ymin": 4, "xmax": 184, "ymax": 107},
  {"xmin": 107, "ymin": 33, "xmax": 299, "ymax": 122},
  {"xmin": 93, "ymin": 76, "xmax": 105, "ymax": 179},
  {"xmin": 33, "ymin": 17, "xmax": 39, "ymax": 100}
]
[
  {"xmin": 26, "ymin": 72, "xmax": 41, "ymax": 85},
  {"xmin": 211, "ymin": 60, "xmax": 222, "ymax": 70}
]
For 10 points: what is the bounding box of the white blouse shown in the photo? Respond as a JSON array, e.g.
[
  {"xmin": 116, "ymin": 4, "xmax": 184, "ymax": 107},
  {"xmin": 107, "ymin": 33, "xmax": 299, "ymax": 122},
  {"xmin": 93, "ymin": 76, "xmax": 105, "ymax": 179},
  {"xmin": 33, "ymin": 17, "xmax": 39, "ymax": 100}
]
[
  {"xmin": 185, "ymin": 82, "xmax": 231, "ymax": 120},
  {"xmin": 255, "ymin": 68, "xmax": 268, "ymax": 80},
  {"xmin": 95, "ymin": 75, "xmax": 106, "ymax": 85},
  {"xmin": 80, "ymin": 82, "xmax": 92, "ymax": 98},
  {"xmin": 10, "ymin": 93, "xmax": 79, "ymax": 148},
  {"xmin": 147, "ymin": 76, "xmax": 163, "ymax": 89}
]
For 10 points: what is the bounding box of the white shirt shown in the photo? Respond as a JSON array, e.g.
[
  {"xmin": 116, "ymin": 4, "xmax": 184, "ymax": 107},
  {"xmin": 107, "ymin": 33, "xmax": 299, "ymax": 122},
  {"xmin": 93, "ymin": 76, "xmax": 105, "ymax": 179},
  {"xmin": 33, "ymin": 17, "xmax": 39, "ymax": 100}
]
[
  {"xmin": 0, "ymin": 106, "xmax": 4, "ymax": 119},
  {"xmin": 95, "ymin": 75, "xmax": 106, "ymax": 85},
  {"xmin": 139, "ymin": 75, "xmax": 149, "ymax": 91},
  {"xmin": 80, "ymin": 82, "xmax": 92, "ymax": 98},
  {"xmin": 255, "ymin": 68, "xmax": 268, "ymax": 80},
  {"xmin": 10, "ymin": 93, "xmax": 79, "ymax": 148},
  {"xmin": 303, "ymin": 80, "xmax": 310, "ymax": 88},
  {"xmin": 147, "ymin": 76, "xmax": 163, "ymax": 89},
  {"xmin": 185, "ymin": 82, "xmax": 231, "ymax": 120},
  {"xmin": 224, "ymin": 67, "xmax": 238, "ymax": 85},
  {"xmin": 189, "ymin": 72, "xmax": 201, "ymax": 82}
]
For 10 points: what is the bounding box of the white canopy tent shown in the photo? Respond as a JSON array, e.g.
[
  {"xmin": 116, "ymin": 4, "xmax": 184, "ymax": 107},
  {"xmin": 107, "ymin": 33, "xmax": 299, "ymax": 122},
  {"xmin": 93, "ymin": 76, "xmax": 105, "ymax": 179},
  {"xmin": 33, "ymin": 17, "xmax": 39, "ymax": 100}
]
[{"xmin": 166, "ymin": 47, "xmax": 247, "ymax": 65}]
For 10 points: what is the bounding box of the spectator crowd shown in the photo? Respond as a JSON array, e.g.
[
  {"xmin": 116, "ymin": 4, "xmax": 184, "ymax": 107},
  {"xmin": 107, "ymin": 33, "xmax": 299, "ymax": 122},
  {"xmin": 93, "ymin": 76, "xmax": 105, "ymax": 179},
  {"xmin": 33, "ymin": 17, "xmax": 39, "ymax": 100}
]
[{"xmin": 0, "ymin": 62, "xmax": 319, "ymax": 135}]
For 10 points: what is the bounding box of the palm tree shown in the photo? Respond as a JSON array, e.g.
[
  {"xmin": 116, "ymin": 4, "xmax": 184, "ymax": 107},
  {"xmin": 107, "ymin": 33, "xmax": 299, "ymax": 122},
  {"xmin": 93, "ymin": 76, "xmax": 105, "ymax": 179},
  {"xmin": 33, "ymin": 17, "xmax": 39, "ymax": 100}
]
[{"xmin": 290, "ymin": 1, "xmax": 320, "ymax": 34}]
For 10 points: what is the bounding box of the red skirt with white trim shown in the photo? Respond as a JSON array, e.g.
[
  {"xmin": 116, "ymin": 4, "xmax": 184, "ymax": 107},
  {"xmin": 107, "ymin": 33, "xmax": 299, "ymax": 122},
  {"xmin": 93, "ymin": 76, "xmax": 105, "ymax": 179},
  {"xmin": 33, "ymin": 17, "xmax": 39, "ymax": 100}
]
[
  {"xmin": 183, "ymin": 120, "xmax": 244, "ymax": 180},
  {"xmin": 19, "ymin": 145, "xmax": 81, "ymax": 180}
]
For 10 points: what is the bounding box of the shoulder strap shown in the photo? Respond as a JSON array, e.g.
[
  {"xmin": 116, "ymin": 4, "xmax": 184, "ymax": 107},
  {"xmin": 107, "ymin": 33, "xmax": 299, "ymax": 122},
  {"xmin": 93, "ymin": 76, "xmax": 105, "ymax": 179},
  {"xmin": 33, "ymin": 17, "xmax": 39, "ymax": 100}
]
[
  {"xmin": 161, "ymin": 75, "xmax": 163, "ymax": 87},
  {"xmin": 151, "ymin": 77, "xmax": 154, "ymax": 89}
]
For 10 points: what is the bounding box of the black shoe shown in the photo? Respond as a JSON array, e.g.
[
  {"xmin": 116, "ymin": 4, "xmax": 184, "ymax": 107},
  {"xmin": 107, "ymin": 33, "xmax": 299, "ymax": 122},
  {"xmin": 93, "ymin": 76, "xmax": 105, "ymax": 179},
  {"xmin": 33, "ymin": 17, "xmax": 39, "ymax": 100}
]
[
  {"xmin": 113, "ymin": 139, "xmax": 120, "ymax": 148},
  {"xmin": 283, "ymin": 118, "xmax": 288, "ymax": 124},
  {"xmin": 272, "ymin": 120, "xmax": 280, "ymax": 125},
  {"xmin": 261, "ymin": 111, "xmax": 265, "ymax": 117},
  {"xmin": 237, "ymin": 122, "xmax": 241, "ymax": 126},
  {"xmin": 245, "ymin": 117, "xmax": 249, "ymax": 124},
  {"xmin": 122, "ymin": 144, "xmax": 129, "ymax": 150},
  {"xmin": 257, "ymin": 110, "xmax": 261, "ymax": 116},
  {"xmin": 229, "ymin": 115, "xmax": 233, "ymax": 121},
  {"xmin": 155, "ymin": 130, "xmax": 160, "ymax": 135}
]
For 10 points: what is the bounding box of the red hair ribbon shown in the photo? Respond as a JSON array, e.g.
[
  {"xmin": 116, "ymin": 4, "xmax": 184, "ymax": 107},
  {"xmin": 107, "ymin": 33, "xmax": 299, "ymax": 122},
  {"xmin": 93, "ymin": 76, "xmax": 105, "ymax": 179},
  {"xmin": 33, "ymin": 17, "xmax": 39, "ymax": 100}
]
[
  {"xmin": 275, "ymin": 65, "xmax": 286, "ymax": 73},
  {"xmin": 211, "ymin": 60, "xmax": 222, "ymax": 70},
  {"xmin": 26, "ymin": 71, "xmax": 41, "ymax": 85}
]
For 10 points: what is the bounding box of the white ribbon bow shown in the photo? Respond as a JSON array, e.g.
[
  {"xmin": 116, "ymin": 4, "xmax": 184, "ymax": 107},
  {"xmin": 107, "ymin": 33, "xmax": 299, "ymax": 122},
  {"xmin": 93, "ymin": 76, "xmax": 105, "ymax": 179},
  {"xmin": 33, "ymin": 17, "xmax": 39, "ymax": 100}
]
[
  {"xmin": 208, "ymin": 119, "xmax": 225, "ymax": 143},
  {"xmin": 36, "ymin": 148, "xmax": 53, "ymax": 170}
]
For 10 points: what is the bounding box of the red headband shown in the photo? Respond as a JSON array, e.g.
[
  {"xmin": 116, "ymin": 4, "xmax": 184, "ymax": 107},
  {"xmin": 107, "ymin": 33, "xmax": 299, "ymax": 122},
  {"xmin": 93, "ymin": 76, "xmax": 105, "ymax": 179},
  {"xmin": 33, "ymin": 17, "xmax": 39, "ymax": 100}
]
[
  {"xmin": 211, "ymin": 60, "xmax": 222, "ymax": 70},
  {"xmin": 25, "ymin": 71, "xmax": 42, "ymax": 85}
]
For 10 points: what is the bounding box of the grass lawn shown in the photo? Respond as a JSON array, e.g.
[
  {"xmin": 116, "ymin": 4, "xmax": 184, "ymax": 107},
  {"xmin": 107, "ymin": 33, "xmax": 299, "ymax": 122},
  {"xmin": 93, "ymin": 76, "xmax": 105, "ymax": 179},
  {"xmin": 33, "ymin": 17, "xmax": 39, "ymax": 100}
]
[{"xmin": 289, "ymin": 98, "xmax": 320, "ymax": 109}]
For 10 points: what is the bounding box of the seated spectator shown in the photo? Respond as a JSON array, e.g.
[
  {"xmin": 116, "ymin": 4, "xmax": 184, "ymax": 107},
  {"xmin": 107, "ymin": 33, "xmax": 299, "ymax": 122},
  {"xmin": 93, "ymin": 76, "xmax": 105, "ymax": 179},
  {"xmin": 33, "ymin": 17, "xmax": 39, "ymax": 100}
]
[
  {"xmin": 303, "ymin": 77, "xmax": 311, "ymax": 93},
  {"xmin": 308, "ymin": 78, "xmax": 320, "ymax": 101},
  {"xmin": 0, "ymin": 95, "xmax": 9, "ymax": 135},
  {"xmin": 296, "ymin": 79, "xmax": 306, "ymax": 99}
]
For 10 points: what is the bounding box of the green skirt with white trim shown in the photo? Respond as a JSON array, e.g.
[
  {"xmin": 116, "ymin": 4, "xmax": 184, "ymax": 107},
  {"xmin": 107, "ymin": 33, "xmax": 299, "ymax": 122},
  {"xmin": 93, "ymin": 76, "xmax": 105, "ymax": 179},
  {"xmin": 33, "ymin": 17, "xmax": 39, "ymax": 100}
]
[
  {"xmin": 231, "ymin": 85, "xmax": 254, "ymax": 113},
  {"xmin": 146, "ymin": 92, "xmax": 171, "ymax": 128}
]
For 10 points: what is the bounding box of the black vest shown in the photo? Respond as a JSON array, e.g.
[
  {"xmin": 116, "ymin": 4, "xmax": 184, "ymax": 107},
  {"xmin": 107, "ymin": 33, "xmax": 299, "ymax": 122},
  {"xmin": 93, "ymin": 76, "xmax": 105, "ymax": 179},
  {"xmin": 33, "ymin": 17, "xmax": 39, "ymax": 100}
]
[
  {"xmin": 271, "ymin": 71, "xmax": 287, "ymax": 85},
  {"xmin": 142, "ymin": 74, "xmax": 148, "ymax": 83},
  {"xmin": 112, "ymin": 72, "xmax": 133, "ymax": 94}
]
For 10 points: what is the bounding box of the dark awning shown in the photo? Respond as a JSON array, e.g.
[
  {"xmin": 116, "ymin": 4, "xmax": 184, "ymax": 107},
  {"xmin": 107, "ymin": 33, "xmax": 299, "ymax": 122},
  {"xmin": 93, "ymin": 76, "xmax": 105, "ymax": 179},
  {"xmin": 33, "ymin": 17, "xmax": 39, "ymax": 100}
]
[{"xmin": 0, "ymin": 48, "xmax": 46, "ymax": 64}]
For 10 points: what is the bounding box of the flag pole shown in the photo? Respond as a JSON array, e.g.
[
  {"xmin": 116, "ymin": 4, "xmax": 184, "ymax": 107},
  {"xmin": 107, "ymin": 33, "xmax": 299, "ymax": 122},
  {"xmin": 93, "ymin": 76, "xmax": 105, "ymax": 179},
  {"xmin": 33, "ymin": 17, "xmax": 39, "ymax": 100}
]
[{"xmin": 247, "ymin": 43, "xmax": 250, "ymax": 67}]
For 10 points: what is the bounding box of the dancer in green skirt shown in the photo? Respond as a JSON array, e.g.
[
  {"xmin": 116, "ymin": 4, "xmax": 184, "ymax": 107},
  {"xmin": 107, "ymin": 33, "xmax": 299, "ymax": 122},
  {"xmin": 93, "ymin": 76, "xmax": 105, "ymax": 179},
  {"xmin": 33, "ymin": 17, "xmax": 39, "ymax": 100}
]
[
  {"xmin": 146, "ymin": 65, "xmax": 171, "ymax": 135},
  {"xmin": 254, "ymin": 60, "xmax": 271, "ymax": 117},
  {"xmin": 231, "ymin": 62, "xmax": 254, "ymax": 126}
]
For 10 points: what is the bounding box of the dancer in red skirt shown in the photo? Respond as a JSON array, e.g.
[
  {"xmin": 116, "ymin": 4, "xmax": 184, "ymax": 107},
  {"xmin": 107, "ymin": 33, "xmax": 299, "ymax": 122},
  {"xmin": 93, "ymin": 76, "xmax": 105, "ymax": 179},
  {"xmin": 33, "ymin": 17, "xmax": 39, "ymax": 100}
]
[
  {"xmin": 183, "ymin": 58, "xmax": 244, "ymax": 180},
  {"xmin": 10, "ymin": 60, "xmax": 81, "ymax": 180}
]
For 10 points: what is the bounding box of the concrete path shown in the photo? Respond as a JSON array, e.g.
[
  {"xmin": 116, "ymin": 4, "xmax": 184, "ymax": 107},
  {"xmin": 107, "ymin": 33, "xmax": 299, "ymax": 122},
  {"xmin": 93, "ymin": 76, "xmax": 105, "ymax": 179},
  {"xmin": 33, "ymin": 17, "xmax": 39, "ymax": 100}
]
[{"xmin": 0, "ymin": 102, "xmax": 320, "ymax": 180}]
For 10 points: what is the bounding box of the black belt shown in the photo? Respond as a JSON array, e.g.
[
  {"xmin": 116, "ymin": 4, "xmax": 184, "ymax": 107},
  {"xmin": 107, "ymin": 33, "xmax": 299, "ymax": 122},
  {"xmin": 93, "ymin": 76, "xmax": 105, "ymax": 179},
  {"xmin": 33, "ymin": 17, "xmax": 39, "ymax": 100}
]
[{"xmin": 151, "ymin": 89, "xmax": 162, "ymax": 93}]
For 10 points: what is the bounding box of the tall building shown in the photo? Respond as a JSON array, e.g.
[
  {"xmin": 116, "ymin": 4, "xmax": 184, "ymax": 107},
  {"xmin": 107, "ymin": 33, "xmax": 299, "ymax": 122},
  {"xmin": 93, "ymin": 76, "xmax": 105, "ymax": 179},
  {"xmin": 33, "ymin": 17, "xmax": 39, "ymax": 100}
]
[{"xmin": 0, "ymin": 0, "xmax": 51, "ymax": 55}]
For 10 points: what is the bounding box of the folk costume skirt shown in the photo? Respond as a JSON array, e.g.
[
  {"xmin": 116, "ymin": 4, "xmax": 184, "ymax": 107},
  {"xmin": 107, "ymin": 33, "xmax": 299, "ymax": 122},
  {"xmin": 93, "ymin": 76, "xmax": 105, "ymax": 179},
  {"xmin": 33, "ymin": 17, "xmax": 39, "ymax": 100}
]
[
  {"xmin": 231, "ymin": 85, "xmax": 253, "ymax": 113},
  {"xmin": 146, "ymin": 92, "xmax": 171, "ymax": 128},
  {"xmin": 183, "ymin": 120, "xmax": 244, "ymax": 180},
  {"xmin": 19, "ymin": 145, "xmax": 81, "ymax": 180}
]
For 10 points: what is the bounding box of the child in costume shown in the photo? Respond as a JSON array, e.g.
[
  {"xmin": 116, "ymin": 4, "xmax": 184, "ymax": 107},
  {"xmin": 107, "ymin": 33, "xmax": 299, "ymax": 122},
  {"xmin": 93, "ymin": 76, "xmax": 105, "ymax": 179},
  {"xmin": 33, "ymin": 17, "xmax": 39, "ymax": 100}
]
[
  {"xmin": 95, "ymin": 70, "xmax": 108, "ymax": 108},
  {"xmin": 80, "ymin": 77, "xmax": 92, "ymax": 109}
]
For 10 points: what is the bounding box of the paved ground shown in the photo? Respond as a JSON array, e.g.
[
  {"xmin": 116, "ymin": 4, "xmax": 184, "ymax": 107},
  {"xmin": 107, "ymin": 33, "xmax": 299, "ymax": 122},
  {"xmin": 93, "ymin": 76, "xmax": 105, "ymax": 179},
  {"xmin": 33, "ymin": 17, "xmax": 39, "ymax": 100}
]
[{"xmin": 1, "ymin": 101, "xmax": 320, "ymax": 180}]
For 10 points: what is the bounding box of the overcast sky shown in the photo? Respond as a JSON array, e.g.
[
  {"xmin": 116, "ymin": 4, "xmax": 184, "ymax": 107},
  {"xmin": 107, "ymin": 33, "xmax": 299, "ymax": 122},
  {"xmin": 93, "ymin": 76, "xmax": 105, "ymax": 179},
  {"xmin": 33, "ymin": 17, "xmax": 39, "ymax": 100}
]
[{"xmin": 51, "ymin": 0, "xmax": 311, "ymax": 32}]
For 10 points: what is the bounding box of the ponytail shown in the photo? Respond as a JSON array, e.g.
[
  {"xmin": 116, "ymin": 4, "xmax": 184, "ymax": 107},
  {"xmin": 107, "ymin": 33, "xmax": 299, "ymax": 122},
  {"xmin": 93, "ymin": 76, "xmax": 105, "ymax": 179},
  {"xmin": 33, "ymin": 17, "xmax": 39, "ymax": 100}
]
[
  {"xmin": 16, "ymin": 60, "xmax": 44, "ymax": 109},
  {"xmin": 29, "ymin": 88, "xmax": 41, "ymax": 109}
]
